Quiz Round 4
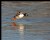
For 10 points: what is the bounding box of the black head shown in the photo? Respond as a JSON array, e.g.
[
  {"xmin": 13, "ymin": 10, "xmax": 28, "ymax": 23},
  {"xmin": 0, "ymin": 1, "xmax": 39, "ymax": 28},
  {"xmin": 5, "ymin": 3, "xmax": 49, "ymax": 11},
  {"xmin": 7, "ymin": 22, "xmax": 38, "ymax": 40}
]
[{"xmin": 24, "ymin": 13, "xmax": 28, "ymax": 16}]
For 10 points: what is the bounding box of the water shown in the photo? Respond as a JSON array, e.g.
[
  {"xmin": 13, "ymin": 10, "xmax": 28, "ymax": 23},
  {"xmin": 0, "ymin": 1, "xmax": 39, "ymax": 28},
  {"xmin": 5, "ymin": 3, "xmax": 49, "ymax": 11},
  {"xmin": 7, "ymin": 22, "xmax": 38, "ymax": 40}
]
[{"xmin": 2, "ymin": 1, "xmax": 50, "ymax": 40}]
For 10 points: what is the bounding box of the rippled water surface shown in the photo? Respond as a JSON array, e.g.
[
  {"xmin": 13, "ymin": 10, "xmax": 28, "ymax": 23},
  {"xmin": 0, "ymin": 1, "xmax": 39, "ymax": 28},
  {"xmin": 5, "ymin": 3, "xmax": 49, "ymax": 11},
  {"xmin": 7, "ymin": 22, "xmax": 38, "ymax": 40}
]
[{"xmin": 2, "ymin": 1, "xmax": 50, "ymax": 40}]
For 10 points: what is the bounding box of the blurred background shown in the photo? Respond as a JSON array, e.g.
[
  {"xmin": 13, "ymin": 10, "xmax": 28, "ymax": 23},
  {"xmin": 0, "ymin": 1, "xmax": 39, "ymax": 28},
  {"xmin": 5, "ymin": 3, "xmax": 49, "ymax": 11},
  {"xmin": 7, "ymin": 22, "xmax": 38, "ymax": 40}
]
[{"xmin": 2, "ymin": 1, "xmax": 50, "ymax": 40}]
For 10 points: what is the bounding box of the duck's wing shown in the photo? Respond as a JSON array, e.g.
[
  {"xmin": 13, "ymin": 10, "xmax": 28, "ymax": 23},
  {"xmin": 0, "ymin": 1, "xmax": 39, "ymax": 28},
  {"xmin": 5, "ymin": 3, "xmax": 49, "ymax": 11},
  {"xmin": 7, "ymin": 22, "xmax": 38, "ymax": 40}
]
[
  {"xmin": 15, "ymin": 11, "xmax": 21, "ymax": 16},
  {"xmin": 16, "ymin": 11, "xmax": 24, "ymax": 16},
  {"xmin": 13, "ymin": 13, "xmax": 20, "ymax": 18}
]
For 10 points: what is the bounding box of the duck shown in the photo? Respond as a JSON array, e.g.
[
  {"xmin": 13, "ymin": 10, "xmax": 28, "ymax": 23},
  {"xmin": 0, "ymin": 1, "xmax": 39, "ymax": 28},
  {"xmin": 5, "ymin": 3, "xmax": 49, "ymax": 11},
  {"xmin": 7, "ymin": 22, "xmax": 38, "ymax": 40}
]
[{"xmin": 11, "ymin": 11, "xmax": 28, "ymax": 20}]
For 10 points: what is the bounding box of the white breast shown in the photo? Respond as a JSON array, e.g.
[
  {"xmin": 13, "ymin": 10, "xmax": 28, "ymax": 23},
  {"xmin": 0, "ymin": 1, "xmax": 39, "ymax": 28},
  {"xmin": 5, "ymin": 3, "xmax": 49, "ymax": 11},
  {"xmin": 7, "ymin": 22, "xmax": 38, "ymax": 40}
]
[
  {"xmin": 16, "ymin": 14, "xmax": 24, "ymax": 19},
  {"xmin": 19, "ymin": 14, "xmax": 24, "ymax": 18}
]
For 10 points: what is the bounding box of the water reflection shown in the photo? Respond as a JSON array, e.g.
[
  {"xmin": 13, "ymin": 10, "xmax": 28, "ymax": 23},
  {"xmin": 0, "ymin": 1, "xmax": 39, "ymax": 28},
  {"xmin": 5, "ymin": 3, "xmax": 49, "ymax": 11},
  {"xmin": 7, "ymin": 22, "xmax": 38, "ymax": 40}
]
[
  {"xmin": 11, "ymin": 22, "xmax": 24, "ymax": 40},
  {"xmin": 18, "ymin": 24, "xmax": 24, "ymax": 40}
]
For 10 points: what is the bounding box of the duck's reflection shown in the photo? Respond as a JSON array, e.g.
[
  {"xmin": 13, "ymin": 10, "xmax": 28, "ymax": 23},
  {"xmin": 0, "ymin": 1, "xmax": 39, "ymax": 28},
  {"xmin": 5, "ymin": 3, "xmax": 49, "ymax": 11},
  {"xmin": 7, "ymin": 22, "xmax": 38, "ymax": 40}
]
[
  {"xmin": 11, "ymin": 22, "xmax": 24, "ymax": 40},
  {"xmin": 18, "ymin": 24, "xmax": 24, "ymax": 32},
  {"xmin": 18, "ymin": 24, "xmax": 24, "ymax": 40}
]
